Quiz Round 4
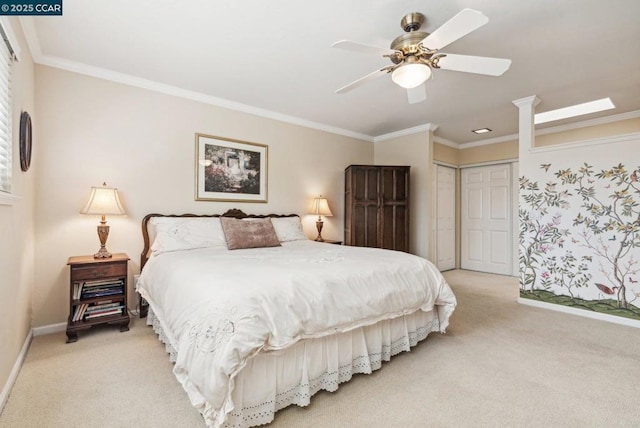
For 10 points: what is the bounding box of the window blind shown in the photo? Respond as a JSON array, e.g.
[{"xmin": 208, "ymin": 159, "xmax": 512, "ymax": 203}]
[{"xmin": 0, "ymin": 23, "xmax": 12, "ymax": 194}]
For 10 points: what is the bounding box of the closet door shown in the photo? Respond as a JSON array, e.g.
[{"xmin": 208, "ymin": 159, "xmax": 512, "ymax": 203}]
[
  {"xmin": 461, "ymin": 164, "xmax": 512, "ymax": 275},
  {"xmin": 436, "ymin": 165, "xmax": 456, "ymax": 271}
]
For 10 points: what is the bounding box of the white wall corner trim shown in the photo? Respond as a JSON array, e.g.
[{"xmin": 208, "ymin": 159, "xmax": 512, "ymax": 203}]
[
  {"xmin": 32, "ymin": 322, "xmax": 67, "ymax": 337},
  {"xmin": 374, "ymin": 123, "xmax": 438, "ymax": 143},
  {"xmin": 0, "ymin": 330, "xmax": 32, "ymax": 413},
  {"xmin": 518, "ymin": 298, "xmax": 640, "ymax": 329},
  {"xmin": 530, "ymin": 131, "xmax": 640, "ymax": 154}
]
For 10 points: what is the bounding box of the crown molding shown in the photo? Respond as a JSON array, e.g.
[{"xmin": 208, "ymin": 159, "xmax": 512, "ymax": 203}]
[
  {"xmin": 460, "ymin": 109, "xmax": 640, "ymax": 150},
  {"xmin": 373, "ymin": 123, "xmax": 438, "ymax": 143},
  {"xmin": 459, "ymin": 133, "xmax": 517, "ymax": 149},
  {"xmin": 534, "ymin": 109, "xmax": 640, "ymax": 136},
  {"xmin": 20, "ymin": 19, "xmax": 374, "ymax": 143},
  {"xmin": 530, "ymin": 132, "xmax": 640, "ymax": 154},
  {"xmin": 20, "ymin": 17, "xmax": 640, "ymax": 148},
  {"xmin": 512, "ymin": 95, "xmax": 541, "ymax": 108},
  {"xmin": 37, "ymin": 54, "xmax": 375, "ymax": 142},
  {"xmin": 432, "ymin": 136, "xmax": 459, "ymax": 148}
]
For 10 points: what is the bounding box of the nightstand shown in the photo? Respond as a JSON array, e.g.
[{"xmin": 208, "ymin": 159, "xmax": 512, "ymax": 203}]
[{"xmin": 66, "ymin": 253, "xmax": 130, "ymax": 343}]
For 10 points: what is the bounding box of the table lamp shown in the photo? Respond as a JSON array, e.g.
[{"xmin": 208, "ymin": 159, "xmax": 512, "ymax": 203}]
[
  {"xmin": 80, "ymin": 182, "xmax": 126, "ymax": 258},
  {"xmin": 310, "ymin": 196, "xmax": 333, "ymax": 242}
]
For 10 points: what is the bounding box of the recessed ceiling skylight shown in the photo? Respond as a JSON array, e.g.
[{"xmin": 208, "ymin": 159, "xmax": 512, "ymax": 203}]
[
  {"xmin": 534, "ymin": 98, "xmax": 615, "ymax": 125},
  {"xmin": 472, "ymin": 128, "xmax": 492, "ymax": 134}
]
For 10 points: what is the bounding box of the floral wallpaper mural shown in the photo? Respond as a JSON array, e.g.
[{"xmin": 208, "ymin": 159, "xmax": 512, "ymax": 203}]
[{"xmin": 519, "ymin": 160, "xmax": 640, "ymax": 321}]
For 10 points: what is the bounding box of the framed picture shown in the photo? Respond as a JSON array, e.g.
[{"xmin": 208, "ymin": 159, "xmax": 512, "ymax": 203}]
[{"xmin": 195, "ymin": 133, "xmax": 268, "ymax": 202}]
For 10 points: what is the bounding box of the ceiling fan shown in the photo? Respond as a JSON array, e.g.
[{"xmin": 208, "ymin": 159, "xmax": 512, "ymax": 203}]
[{"xmin": 332, "ymin": 9, "xmax": 512, "ymax": 104}]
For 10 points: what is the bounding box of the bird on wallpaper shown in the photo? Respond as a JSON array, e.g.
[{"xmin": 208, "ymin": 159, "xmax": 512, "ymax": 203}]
[
  {"xmin": 631, "ymin": 171, "xmax": 638, "ymax": 182},
  {"xmin": 540, "ymin": 163, "xmax": 551, "ymax": 172},
  {"xmin": 595, "ymin": 283, "xmax": 617, "ymax": 295},
  {"xmin": 630, "ymin": 277, "xmax": 638, "ymax": 284},
  {"xmin": 608, "ymin": 235, "xmax": 617, "ymax": 241}
]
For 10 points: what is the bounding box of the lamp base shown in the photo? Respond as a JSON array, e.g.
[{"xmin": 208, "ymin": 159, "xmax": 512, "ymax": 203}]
[
  {"xmin": 94, "ymin": 222, "xmax": 112, "ymax": 258},
  {"xmin": 315, "ymin": 220, "xmax": 325, "ymax": 242},
  {"xmin": 94, "ymin": 246, "xmax": 112, "ymax": 259}
]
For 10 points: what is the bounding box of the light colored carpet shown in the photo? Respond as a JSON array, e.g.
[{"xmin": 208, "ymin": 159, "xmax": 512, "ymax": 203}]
[{"xmin": 1, "ymin": 270, "xmax": 639, "ymax": 427}]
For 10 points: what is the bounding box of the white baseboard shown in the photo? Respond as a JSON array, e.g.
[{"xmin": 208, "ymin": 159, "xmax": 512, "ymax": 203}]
[
  {"xmin": 32, "ymin": 322, "xmax": 66, "ymax": 337},
  {"xmin": 0, "ymin": 329, "xmax": 32, "ymax": 414},
  {"xmin": 1, "ymin": 322, "xmax": 67, "ymax": 413},
  {"xmin": 517, "ymin": 297, "xmax": 640, "ymax": 329}
]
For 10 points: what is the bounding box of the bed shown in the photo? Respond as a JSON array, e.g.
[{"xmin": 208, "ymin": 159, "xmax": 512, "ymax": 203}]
[{"xmin": 136, "ymin": 209, "xmax": 456, "ymax": 428}]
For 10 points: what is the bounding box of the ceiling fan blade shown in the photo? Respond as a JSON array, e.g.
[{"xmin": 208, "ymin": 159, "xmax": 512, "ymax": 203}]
[
  {"xmin": 332, "ymin": 40, "xmax": 397, "ymax": 57},
  {"xmin": 421, "ymin": 9, "xmax": 489, "ymax": 50},
  {"xmin": 436, "ymin": 53, "xmax": 511, "ymax": 76},
  {"xmin": 336, "ymin": 68, "xmax": 389, "ymax": 94},
  {"xmin": 407, "ymin": 85, "xmax": 426, "ymax": 104}
]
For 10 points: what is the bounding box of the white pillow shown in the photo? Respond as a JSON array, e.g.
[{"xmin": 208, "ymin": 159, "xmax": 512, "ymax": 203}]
[
  {"xmin": 270, "ymin": 216, "xmax": 308, "ymax": 242},
  {"xmin": 150, "ymin": 217, "xmax": 227, "ymax": 254}
]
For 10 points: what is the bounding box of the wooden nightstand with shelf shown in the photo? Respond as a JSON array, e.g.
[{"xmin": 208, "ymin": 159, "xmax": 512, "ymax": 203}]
[{"xmin": 66, "ymin": 253, "xmax": 130, "ymax": 343}]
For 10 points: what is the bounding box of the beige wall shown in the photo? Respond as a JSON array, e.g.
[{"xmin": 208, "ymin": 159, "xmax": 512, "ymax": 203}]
[
  {"xmin": 458, "ymin": 140, "xmax": 518, "ymax": 165},
  {"xmin": 535, "ymin": 117, "xmax": 640, "ymax": 147},
  {"xmin": 373, "ymin": 131, "xmax": 432, "ymax": 259},
  {"xmin": 33, "ymin": 66, "xmax": 373, "ymax": 327},
  {"xmin": 433, "ymin": 142, "xmax": 459, "ymax": 165},
  {"xmin": 0, "ymin": 18, "xmax": 36, "ymax": 404}
]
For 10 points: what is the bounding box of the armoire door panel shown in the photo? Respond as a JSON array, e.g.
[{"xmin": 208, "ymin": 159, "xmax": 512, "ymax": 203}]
[{"xmin": 345, "ymin": 165, "xmax": 409, "ymax": 252}]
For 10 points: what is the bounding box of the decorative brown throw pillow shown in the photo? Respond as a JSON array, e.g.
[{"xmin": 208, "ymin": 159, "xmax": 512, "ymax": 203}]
[{"xmin": 220, "ymin": 217, "xmax": 282, "ymax": 250}]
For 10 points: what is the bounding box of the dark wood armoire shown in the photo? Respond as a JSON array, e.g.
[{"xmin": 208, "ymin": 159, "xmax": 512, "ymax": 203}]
[{"xmin": 344, "ymin": 165, "xmax": 410, "ymax": 252}]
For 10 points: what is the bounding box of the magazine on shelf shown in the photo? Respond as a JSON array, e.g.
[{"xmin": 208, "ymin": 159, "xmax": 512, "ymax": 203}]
[{"xmin": 84, "ymin": 308, "xmax": 123, "ymax": 319}]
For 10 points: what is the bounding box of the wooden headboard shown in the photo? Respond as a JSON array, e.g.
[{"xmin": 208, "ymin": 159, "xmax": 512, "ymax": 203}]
[{"xmin": 140, "ymin": 208, "xmax": 298, "ymax": 270}]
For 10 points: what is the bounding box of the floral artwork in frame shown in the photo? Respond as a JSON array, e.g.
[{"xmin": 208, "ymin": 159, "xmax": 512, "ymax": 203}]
[{"xmin": 195, "ymin": 133, "xmax": 268, "ymax": 202}]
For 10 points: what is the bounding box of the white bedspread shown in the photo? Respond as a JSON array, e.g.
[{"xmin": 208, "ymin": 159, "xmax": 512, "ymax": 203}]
[{"xmin": 137, "ymin": 240, "xmax": 456, "ymax": 427}]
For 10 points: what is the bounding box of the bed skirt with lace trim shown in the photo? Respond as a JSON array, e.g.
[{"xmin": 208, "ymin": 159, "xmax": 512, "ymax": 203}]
[{"xmin": 147, "ymin": 307, "xmax": 441, "ymax": 427}]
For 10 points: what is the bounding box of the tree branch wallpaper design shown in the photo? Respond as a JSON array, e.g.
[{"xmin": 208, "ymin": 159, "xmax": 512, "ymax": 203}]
[{"xmin": 520, "ymin": 162, "xmax": 640, "ymax": 320}]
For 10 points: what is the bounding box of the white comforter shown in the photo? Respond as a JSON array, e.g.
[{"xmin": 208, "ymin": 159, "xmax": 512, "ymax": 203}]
[{"xmin": 137, "ymin": 240, "xmax": 456, "ymax": 427}]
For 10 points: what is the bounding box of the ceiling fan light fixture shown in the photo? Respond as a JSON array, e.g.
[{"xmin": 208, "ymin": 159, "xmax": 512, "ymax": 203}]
[{"xmin": 391, "ymin": 63, "xmax": 431, "ymax": 89}]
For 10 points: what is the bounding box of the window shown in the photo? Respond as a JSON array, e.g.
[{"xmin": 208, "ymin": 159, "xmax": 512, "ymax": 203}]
[{"xmin": 0, "ymin": 21, "xmax": 14, "ymax": 195}]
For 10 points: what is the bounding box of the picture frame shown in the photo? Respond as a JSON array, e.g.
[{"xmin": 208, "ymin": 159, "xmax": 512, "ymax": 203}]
[{"xmin": 195, "ymin": 133, "xmax": 268, "ymax": 202}]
